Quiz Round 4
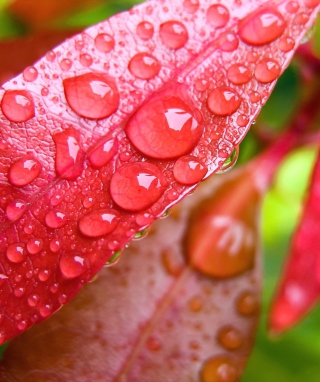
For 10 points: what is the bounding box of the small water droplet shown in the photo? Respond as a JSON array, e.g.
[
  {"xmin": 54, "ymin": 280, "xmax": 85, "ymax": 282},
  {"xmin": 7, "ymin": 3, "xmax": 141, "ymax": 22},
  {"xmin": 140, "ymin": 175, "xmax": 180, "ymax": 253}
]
[
  {"xmin": 45, "ymin": 210, "xmax": 67, "ymax": 228},
  {"xmin": 159, "ymin": 21, "xmax": 189, "ymax": 49},
  {"xmin": 201, "ymin": 355, "xmax": 238, "ymax": 382},
  {"xmin": 6, "ymin": 200, "xmax": 27, "ymax": 221},
  {"xmin": 60, "ymin": 253, "xmax": 87, "ymax": 279},
  {"xmin": 238, "ymin": 7, "xmax": 286, "ymax": 46},
  {"xmin": 46, "ymin": 51, "xmax": 56, "ymax": 62},
  {"xmin": 41, "ymin": 87, "xmax": 49, "ymax": 96},
  {"xmin": 236, "ymin": 114, "xmax": 249, "ymax": 127},
  {"xmin": 207, "ymin": 87, "xmax": 241, "ymax": 116},
  {"xmin": 17, "ymin": 320, "xmax": 27, "ymax": 331},
  {"xmin": 8, "ymin": 157, "xmax": 41, "ymax": 187},
  {"xmin": 135, "ymin": 213, "xmax": 154, "ymax": 226},
  {"xmin": 39, "ymin": 304, "xmax": 52, "ymax": 318},
  {"xmin": 53, "ymin": 128, "xmax": 85, "ymax": 180},
  {"xmin": 23, "ymin": 66, "xmax": 38, "ymax": 82},
  {"xmin": 183, "ymin": 0, "xmax": 199, "ymax": 13},
  {"xmin": 146, "ymin": 336, "xmax": 162, "ymax": 351},
  {"xmin": 50, "ymin": 239, "xmax": 61, "ymax": 252},
  {"xmin": 227, "ymin": 64, "xmax": 252, "ymax": 85},
  {"xmin": 133, "ymin": 226, "xmax": 150, "ymax": 240},
  {"xmin": 14, "ymin": 287, "xmax": 25, "ymax": 297},
  {"xmin": 254, "ymin": 58, "xmax": 281, "ymax": 83},
  {"xmin": 217, "ymin": 326, "xmax": 243, "ymax": 350},
  {"xmin": 75, "ymin": 40, "xmax": 84, "ymax": 51},
  {"xmin": 89, "ymin": 137, "xmax": 118, "ymax": 168},
  {"xmin": 173, "ymin": 155, "xmax": 207, "ymax": 185},
  {"xmin": 304, "ymin": 0, "xmax": 319, "ymax": 8},
  {"xmin": 6, "ymin": 243, "xmax": 26, "ymax": 263},
  {"xmin": 105, "ymin": 250, "xmax": 123, "ymax": 267},
  {"xmin": 194, "ymin": 78, "xmax": 209, "ymax": 92},
  {"xmin": 219, "ymin": 32, "xmax": 239, "ymax": 52},
  {"xmin": 188, "ymin": 295, "xmax": 203, "ymax": 312},
  {"xmin": 79, "ymin": 209, "xmax": 120, "ymax": 237},
  {"xmin": 110, "ymin": 162, "xmax": 166, "ymax": 211},
  {"xmin": 286, "ymin": 1, "xmax": 299, "ymax": 13},
  {"xmin": 217, "ymin": 146, "xmax": 239, "ymax": 173},
  {"xmin": 0, "ymin": 274, "xmax": 8, "ymax": 286},
  {"xmin": 249, "ymin": 91, "xmax": 261, "ymax": 103},
  {"xmin": 279, "ymin": 36, "xmax": 295, "ymax": 52},
  {"xmin": 162, "ymin": 250, "xmax": 184, "ymax": 276},
  {"xmin": 60, "ymin": 58, "xmax": 73, "ymax": 71},
  {"xmin": 126, "ymin": 84, "xmax": 203, "ymax": 159},
  {"xmin": 38, "ymin": 269, "xmax": 51, "ymax": 282},
  {"xmin": 1, "ymin": 89, "xmax": 35, "ymax": 122},
  {"xmin": 50, "ymin": 283, "xmax": 59, "ymax": 293},
  {"xmin": 63, "ymin": 72, "xmax": 119, "ymax": 119},
  {"xmin": 207, "ymin": 4, "xmax": 230, "ymax": 28},
  {"xmin": 236, "ymin": 291, "xmax": 259, "ymax": 316},
  {"xmin": 27, "ymin": 238, "xmax": 43, "ymax": 255},
  {"xmin": 80, "ymin": 53, "xmax": 93, "ymax": 67},
  {"xmin": 94, "ymin": 33, "xmax": 115, "ymax": 52},
  {"xmin": 28, "ymin": 294, "xmax": 40, "ymax": 307},
  {"xmin": 136, "ymin": 21, "xmax": 154, "ymax": 40},
  {"xmin": 128, "ymin": 53, "xmax": 161, "ymax": 80}
]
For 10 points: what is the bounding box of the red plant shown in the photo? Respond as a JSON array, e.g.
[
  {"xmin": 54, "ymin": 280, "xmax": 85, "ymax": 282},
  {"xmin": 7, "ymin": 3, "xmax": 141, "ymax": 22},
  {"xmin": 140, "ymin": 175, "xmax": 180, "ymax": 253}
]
[{"xmin": 0, "ymin": 0, "xmax": 320, "ymax": 380}]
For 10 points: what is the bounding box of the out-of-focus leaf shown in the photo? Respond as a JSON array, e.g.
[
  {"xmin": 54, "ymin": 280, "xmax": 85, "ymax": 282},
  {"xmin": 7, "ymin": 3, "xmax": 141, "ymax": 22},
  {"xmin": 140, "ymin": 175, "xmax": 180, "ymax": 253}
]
[{"xmin": 0, "ymin": 171, "xmax": 261, "ymax": 382}]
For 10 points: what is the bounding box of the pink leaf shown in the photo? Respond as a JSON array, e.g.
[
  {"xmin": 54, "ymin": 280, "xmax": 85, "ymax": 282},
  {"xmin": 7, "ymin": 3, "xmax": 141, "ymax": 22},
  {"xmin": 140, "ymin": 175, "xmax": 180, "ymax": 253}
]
[{"xmin": 0, "ymin": 0, "xmax": 319, "ymax": 344}]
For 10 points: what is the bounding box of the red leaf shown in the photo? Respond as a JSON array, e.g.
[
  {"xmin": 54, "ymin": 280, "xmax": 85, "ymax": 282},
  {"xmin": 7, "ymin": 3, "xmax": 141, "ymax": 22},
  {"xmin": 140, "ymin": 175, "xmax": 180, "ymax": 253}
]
[
  {"xmin": 0, "ymin": 173, "xmax": 260, "ymax": 381},
  {"xmin": 0, "ymin": 0, "xmax": 319, "ymax": 344}
]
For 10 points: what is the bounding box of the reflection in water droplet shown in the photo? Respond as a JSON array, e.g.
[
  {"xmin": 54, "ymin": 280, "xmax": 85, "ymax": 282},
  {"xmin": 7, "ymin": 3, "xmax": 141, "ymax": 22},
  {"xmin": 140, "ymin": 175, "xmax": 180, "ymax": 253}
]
[
  {"xmin": 110, "ymin": 162, "xmax": 166, "ymax": 211},
  {"xmin": 126, "ymin": 84, "xmax": 203, "ymax": 159},
  {"xmin": 159, "ymin": 21, "xmax": 189, "ymax": 49},
  {"xmin": 201, "ymin": 355, "xmax": 238, "ymax": 382},
  {"xmin": 207, "ymin": 87, "xmax": 241, "ymax": 116},
  {"xmin": 173, "ymin": 155, "xmax": 207, "ymax": 185},
  {"xmin": 217, "ymin": 326, "xmax": 243, "ymax": 350},
  {"xmin": 79, "ymin": 209, "xmax": 120, "ymax": 237},
  {"xmin": 207, "ymin": 4, "xmax": 230, "ymax": 28},
  {"xmin": 95, "ymin": 33, "xmax": 115, "ymax": 52},
  {"xmin": 133, "ymin": 226, "xmax": 150, "ymax": 240},
  {"xmin": 1, "ymin": 89, "xmax": 35, "ymax": 123},
  {"xmin": 105, "ymin": 250, "xmax": 123, "ymax": 267},
  {"xmin": 238, "ymin": 7, "xmax": 286, "ymax": 46},
  {"xmin": 128, "ymin": 53, "xmax": 161, "ymax": 80},
  {"xmin": 254, "ymin": 58, "xmax": 281, "ymax": 83},
  {"xmin": 300, "ymin": 25, "xmax": 315, "ymax": 44},
  {"xmin": 60, "ymin": 253, "xmax": 87, "ymax": 279},
  {"xmin": 217, "ymin": 146, "xmax": 239, "ymax": 174},
  {"xmin": 0, "ymin": 274, "xmax": 8, "ymax": 286},
  {"xmin": 63, "ymin": 72, "xmax": 119, "ymax": 119},
  {"xmin": 136, "ymin": 21, "xmax": 154, "ymax": 40}
]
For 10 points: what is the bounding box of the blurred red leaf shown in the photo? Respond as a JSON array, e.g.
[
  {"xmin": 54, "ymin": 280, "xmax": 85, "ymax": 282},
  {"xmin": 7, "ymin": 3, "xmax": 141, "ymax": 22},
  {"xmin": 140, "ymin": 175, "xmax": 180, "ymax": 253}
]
[{"xmin": 0, "ymin": 172, "xmax": 261, "ymax": 382}]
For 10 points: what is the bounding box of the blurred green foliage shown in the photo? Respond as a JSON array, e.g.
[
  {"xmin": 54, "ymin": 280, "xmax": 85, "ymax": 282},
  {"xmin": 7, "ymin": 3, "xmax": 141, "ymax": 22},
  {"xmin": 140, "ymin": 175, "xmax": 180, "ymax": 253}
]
[{"xmin": 0, "ymin": 1, "xmax": 320, "ymax": 380}]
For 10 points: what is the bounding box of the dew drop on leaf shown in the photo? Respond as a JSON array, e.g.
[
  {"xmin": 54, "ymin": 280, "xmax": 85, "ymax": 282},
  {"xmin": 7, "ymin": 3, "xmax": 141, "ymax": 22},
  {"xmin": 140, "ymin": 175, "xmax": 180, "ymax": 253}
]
[
  {"xmin": 227, "ymin": 64, "xmax": 252, "ymax": 85},
  {"xmin": 79, "ymin": 209, "xmax": 120, "ymax": 237},
  {"xmin": 217, "ymin": 146, "xmax": 239, "ymax": 174},
  {"xmin": 207, "ymin": 87, "xmax": 241, "ymax": 116},
  {"xmin": 49, "ymin": 240, "xmax": 61, "ymax": 253},
  {"xmin": 236, "ymin": 291, "xmax": 259, "ymax": 316},
  {"xmin": 59, "ymin": 253, "xmax": 87, "ymax": 279},
  {"xmin": 60, "ymin": 58, "xmax": 73, "ymax": 71},
  {"xmin": 133, "ymin": 226, "xmax": 150, "ymax": 240},
  {"xmin": 206, "ymin": 4, "xmax": 230, "ymax": 28},
  {"xmin": 27, "ymin": 294, "xmax": 40, "ymax": 307},
  {"xmin": 80, "ymin": 53, "xmax": 93, "ymax": 67},
  {"xmin": 183, "ymin": 0, "xmax": 199, "ymax": 14},
  {"xmin": 27, "ymin": 239, "xmax": 43, "ymax": 255},
  {"xmin": 304, "ymin": 0, "xmax": 320, "ymax": 8},
  {"xmin": 6, "ymin": 200, "xmax": 27, "ymax": 221},
  {"xmin": 254, "ymin": 58, "xmax": 281, "ymax": 83},
  {"xmin": 126, "ymin": 84, "xmax": 203, "ymax": 159},
  {"xmin": 159, "ymin": 21, "xmax": 189, "ymax": 49},
  {"xmin": 8, "ymin": 157, "xmax": 41, "ymax": 187},
  {"xmin": 110, "ymin": 162, "xmax": 166, "ymax": 211},
  {"xmin": 6, "ymin": 243, "xmax": 26, "ymax": 263},
  {"xmin": 104, "ymin": 250, "xmax": 123, "ymax": 267},
  {"xmin": 173, "ymin": 155, "xmax": 207, "ymax": 185},
  {"xmin": 136, "ymin": 21, "xmax": 154, "ymax": 40},
  {"xmin": 128, "ymin": 53, "xmax": 161, "ymax": 79},
  {"xmin": 201, "ymin": 355, "xmax": 238, "ymax": 382},
  {"xmin": 63, "ymin": 72, "xmax": 119, "ymax": 119},
  {"xmin": 217, "ymin": 326, "xmax": 243, "ymax": 351},
  {"xmin": 1, "ymin": 89, "xmax": 35, "ymax": 123},
  {"xmin": 45, "ymin": 211, "xmax": 67, "ymax": 229},
  {"xmin": 94, "ymin": 33, "xmax": 115, "ymax": 53},
  {"xmin": 88, "ymin": 137, "xmax": 118, "ymax": 168},
  {"xmin": 286, "ymin": 1, "xmax": 299, "ymax": 13},
  {"xmin": 219, "ymin": 32, "xmax": 239, "ymax": 52},
  {"xmin": 39, "ymin": 304, "xmax": 52, "ymax": 318},
  {"xmin": 22, "ymin": 66, "xmax": 38, "ymax": 82},
  {"xmin": 279, "ymin": 36, "xmax": 295, "ymax": 52},
  {"xmin": 238, "ymin": 7, "xmax": 286, "ymax": 46}
]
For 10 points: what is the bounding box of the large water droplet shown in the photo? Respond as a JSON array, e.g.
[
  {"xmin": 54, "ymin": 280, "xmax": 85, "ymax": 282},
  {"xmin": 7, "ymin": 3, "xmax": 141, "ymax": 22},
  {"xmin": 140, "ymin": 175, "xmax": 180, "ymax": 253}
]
[
  {"xmin": 206, "ymin": 4, "xmax": 230, "ymax": 28},
  {"xmin": 183, "ymin": 0, "xmax": 199, "ymax": 13},
  {"xmin": 23, "ymin": 66, "xmax": 38, "ymax": 82},
  {"xmin": 79, "ymin": 209, "xmax": 120, "ymax": 237},
  {"xmin": 6, "ymin": 200, "xmax": 27, "ymax": 221},
  {"xmin": 53, "ymin": 128, "xmax": 84, "ymax": 180},
  {"xmin": 6, "ymin": 243, "xmax": 26, "ymax": 263},
  {"xmin": 217, "ymin": 326, "xmax": 243, "ymax": 350},
  {"xmin": 88, "ymin": 137, "xmax": 118, "ymax": 168},
  {"xmin": 110, "ymin": 162, "xmax": 166, "ymax": 211},
  {"xmin": 236, "ymin": 291, "xmax": 259, "ymax": 316},
  {"xmin": 159, "ymin": 21, "xmax": 189, "ymax": 49},
  {"xmin": 207, "ymin": 87, "xmax": 241, "ymax": 116},
  {"xmin": 136, "ymin": 21, "xmax": 154, "ymax": 40},
  {"xmin": 217, "ymin": 146, "xmax": 239, "ymax": 174},
  {"xmin": 238, "ymin": 7, "xmax": 286, "ymax": 46},
  {"xmin": 1, "ymin": 90, "xmax": 35, "ymax": 123},
  {"xmin": 60, "ymin": 253, "xmax": 87, "ymax": 279},
  {"xmin": 94, "ymin": 33, "xmax": 115, "ymax": 52},
  {"xmin": 173, "ymin": 155, "xmax": 207, "ymax": 185},
  {"xmin": 8, "ymin": 157, "xmax": 41, "ymax": 187},
  {"xmin": 45, "ymin": 210, "xmax": 67, "ymax": 228},
  {"xmin": 126, "ymin": 84, "xmax": 203, "ymax": 159},
  {"xmin": 201, "ymin": 355, "xmax": 238, "ymax": 382},
  {"xmin": 63, "ymin": 72, "xmax": 119, "ymax": 119},
  {"xmin": 128, "ymin": 53, "xmax": 161, "ymax": 80},
  {"xmin": 254, "ymin": 58, "xmax": 281, "ymax": 83},
  {"xmin": 227, "ymin": 64, "xmax": 252, "ymax": 85}
]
